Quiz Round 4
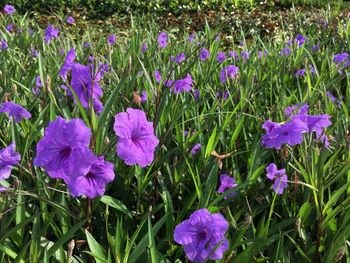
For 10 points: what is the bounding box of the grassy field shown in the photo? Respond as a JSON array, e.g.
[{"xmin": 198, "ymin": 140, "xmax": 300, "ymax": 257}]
[{"xmin": 0, "ymin": 3, "xmax": 350, "ymax": 263}]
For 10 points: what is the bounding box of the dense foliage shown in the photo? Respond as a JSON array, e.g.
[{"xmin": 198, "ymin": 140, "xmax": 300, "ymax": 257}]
[{"xmin": 0, "ymin": 3, "xmax": 350, "ymax": 263}]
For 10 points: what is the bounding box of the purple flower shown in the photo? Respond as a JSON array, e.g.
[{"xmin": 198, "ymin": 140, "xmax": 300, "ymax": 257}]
[
  {"xmin": 280, "ymin": 47, "xmax": 291, "ymax": 57},
  {"xmin": 30, "ymin": 47, "xmax": 39, "ymax": 57},
  {"xmin": 190, "ymin": 143, "xmax": 201, "ymax": 155},
  {"xmin": 284, "ymin": 103, "xmax": 309, "ymax": 117},
  {"xmin": 295, "ymin": 34, "xmax": 306, "ymax": 46},
  {"xmin": 216, "ymin": 90, "xmax": 229, "ymax": 101},
  {"xmin": 193, "ymin": 89, "xmax": 200, "ymax": 101},
  {"xmin": 174, "ymin": 208, "xmax": 229, "ymax": 263},
  {"xmin": 66, "ymin": 16, "xmax": 75, "ymax": 25},
  {"xmin": 295, "ymin": 68, "xmax": 306, "ymax": 77},
  {"xmin": 216, "ymin": 51, "xmax": 226, "ymax": 63},
  {"xmin": 114, "ymin": 108, "xmax": 159, "ymax": 167},
  {"xmin": 334, "ymin": 53, "xmax": 350, "ymax": 68},
  {"xmin": 6, "ymin": 24, "xmax": 14, "ymax": 32},
  {"xmin": 3, "ymin": 4, "xmax": 15, "ymax": 15},
  {"xmin": 66, "ymin": 156, "xmax": 115, "ymax": 198},
  {"xmin": 0, "ymin": 40, "xmax": 8, "ymax": 50},
  {"xmin": 261, "ymin": 118, "xmax": 308, "ymax": 149},
  {"xmin": 309, "ymin": 64, "xmax": 316, "ymax": 75},
  {"xmin": 158, "ymin": 32, "xmax": 168, "ymax": 48},
  {"xmin": 188, "ymin": 33, "xmax": 195, "ymax": 42},
  {"xmin": 312, "ymin": 44, "xmax": 320, "ymax": 52},
  {"xmin": 44, "ymin": 24, "xmax": 59, "ymax": 44},
  {"xmin": 219, "ymin": 65, "xmax": 239, "ymax": 83},
  {"xmin": 58, "ymin": 48, "xmax": 76, "ymax": 80},
  {"xmin": 241, "ymin": 51, "xmax": 250, "ymax": 61},
  {"xmin": 292, "ymin": 114, "xmax": 332, "ymax": 139},
  {"xmin": 83, "ymin": 42, "xmax": 91, "ymax": 48},
  {"xmin": 34, "ymin": 117, "xmax": 95, "ymax": 181},
  {"xmin": 154, "ymin": 70, "xmax": 162, "ymax": 83},
  {"xmin": 0, "ymin": 102, "xmax": 31, "ymax": 123},
  {"xmin": 141, "ymin": 42, "xmax": 147, "ymax": 53},
  {"xmin": 108, "ymin": 34, "xmax": 116, "ymax": 45},
  {"xmin": 0, "ymin": 143, "xmax": 20, "ymax": 180},
  {"xmin": 172, "ymin": 52, "xmax": 186, "ymax": 64},
  {"xmin": 141, "ymin": 90, "xmax": 147, "ymax": 102},
  {"xmin": 258, "ymin": 50, "xmax": 267, "ymax": 59},
  {"xmin": 326, "ymin": 91, "xmax": 341, "ymax": 105},
  {"xmin": 32, "ymin": 75, "xmax": 43, "ymax": 95},
  {"xmin": 229, "ymin": 51, "xmax": 239, "ymax": 60},
  {"xmin": 266, "ymin": 163, "xmax": 288, "ymax": 194},
  {"xmin": 218, "ymin": 174, "xmax": 237, "ymax": 199},
  {"xmin": 169, "ymin": 74, "xmax": 193, "ymax": 94},
  {"xmin": 199, "ymin": 48, "xmax": 210, "ymax": 61},
  {"xmin": 70, "ymin": 63, "xmax": 104, "ymax": 114}
]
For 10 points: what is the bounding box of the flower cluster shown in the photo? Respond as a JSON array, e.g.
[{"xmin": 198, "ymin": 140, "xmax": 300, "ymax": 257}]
[
  {"xmin": 34, "ymin": 117, "xmax": 115, "ymax": 198},
  {"xmin": 262, "ymin": 104, "xmax": 332, "ymax": 149}
]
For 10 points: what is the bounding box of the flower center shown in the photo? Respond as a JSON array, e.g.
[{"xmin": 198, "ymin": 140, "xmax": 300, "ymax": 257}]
[{"xmin": 60, "ymin": 146, "xmax": 72, "ymax": 159}]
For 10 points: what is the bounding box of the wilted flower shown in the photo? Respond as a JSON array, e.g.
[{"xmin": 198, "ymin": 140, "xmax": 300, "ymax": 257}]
[
  {"xmin": 58, "ymin": 48, "xmax": 76, "ymax": 80},
  {"xmin": 0, "ymin": 102, "xmax": 31, "ymax": 123},
  {"xmin": 66, "ymin": 156, "xmax": 115, "ymax": 198},
  {"xmin": 0, "ymin": 143, "xmax": 20, "ymax": 180},
  {"xmin": 34, "ymin": 117, "xmax": 95, "ymax": 181},
  {"xmin": 190, "ymin": 143, "xmax": 201, "ymax": 155},
  {"xmin": 266, "ymin": 163, "xmax": 288, "ymax": 194},
  {"xmin": 199, "ymin": 48, "xmax": 210, "ymax": 61},
  {"xmin": 158, "ymin": 32, "xmax": 168, "ymax": 48},
  {"xmin": 219, "ymin": 65, "xmax": 239, "ymax": 83},
  {"xmin": 114, "ymin": 108, "xmax": 159, "ymax": 167},
  {"xmin": 218, "ymin": 174, "xmax": 237, "ymax": 199},
  {"xmin": 108, "ymin": 34, "xmax": 116, "ymax": 45},
  {"xmin": 3, "ymin": 4, "xmax": 15, "ymax": 15},
  {"xmin": 44, "ymin": 24, "xmax": 59, "ymax": 44},
  {"xmin": 174, "ymin": 208, "xmax": 229, "ymax": 262},
  {"xmin": 216, "ymin": 51, "xmax": 226, "ymax": 63},
  {"xmin": 66, "ymin": 16, "xmax": 75, "ymax": 25}
]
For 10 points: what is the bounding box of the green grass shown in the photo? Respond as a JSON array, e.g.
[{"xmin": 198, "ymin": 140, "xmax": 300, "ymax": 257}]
[{"xmin": 0, "ymin": 7, "xmax": 349, "ymax": 263}]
